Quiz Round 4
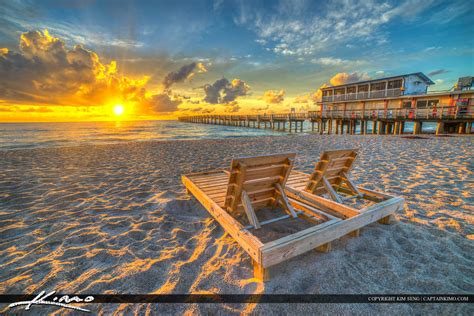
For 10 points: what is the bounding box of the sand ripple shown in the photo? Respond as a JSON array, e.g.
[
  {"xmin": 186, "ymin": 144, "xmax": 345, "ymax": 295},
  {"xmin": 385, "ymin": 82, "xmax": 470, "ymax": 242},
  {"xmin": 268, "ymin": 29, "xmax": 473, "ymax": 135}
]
[{"xmin": 0, "ymin": 135, "xmax": 472, "ymax": 314}]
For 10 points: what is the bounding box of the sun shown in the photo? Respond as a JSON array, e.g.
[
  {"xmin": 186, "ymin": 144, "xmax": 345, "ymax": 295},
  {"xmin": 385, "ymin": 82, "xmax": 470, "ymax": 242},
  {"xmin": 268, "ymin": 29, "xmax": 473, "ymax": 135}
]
[{"xmin": 113, "ymin": 104, "xmax": 124, "ymax": 116}]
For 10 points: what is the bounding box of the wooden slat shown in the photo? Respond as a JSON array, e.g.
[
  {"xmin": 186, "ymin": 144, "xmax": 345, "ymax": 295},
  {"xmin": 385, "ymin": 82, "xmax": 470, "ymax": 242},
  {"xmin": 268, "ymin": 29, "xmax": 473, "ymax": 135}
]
[
  {"xmin": 286, "ymin": 175, "xmax": 309, "ymax": 183},
  {"xmin": 206, "ymin": 191, "xmax": 227, "ymax": 199},
  {"xmin": 198, "ymin": 179, "xmax": 230, "ymax": 189},
  {"xmin": 286, "ymin": 186, "xmax": 360, "ymax": 219},
  {"xmin": 198, "ymin": 186, "xmax": 227, "ymax": 194},
  {"xmin": 245, "ymin": 164, "xmax": 286, "ymax": 180},
  {"xmin": 190, "ymin": 172, "xmax": 228, "ymax": 181},
  {"xmin": 247, "ymin": 190, "xmax": 275, "ymax": 202},
  {"xmin": 288, "ymin": 198, "xmax": 339, "ymax": 221},
  {"xmin": 230, "ymin": 153, "xmax": 296, "ymax": 168},
  {"xmin": 243, "ymin": 176, "xmax": 281, "ymax": 186},
  {"xmin": 184, "ymin": 169, "xmax": 226, "ymax": 177},
  {"xmin": 246, "ymin": 187, "xmax": 275, "ymax": 197},
  {"xmin": 237, "ymin": 197, "xmax": 274, "ymax": 209},
  {"xmin": 191, "ymin": 177, "xmax": 228, "ymax": 186}
]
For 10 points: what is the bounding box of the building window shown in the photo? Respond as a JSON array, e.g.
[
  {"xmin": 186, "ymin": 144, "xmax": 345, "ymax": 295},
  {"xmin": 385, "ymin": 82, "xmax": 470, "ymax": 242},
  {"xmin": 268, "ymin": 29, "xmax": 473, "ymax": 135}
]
[
  {"xmin": 334, "ymin": 88, "xmax": 345, "ymax": 95},
  {"xmin": 427, "ymin": 100, "xmax": 439, "ymax": 107},
  {"xmin": 403, "ymin": 101, "xmax": 412, "ymax": 109},
  {"xmin": 358, "ymin": 85, "xmax": 369, "ymax": 92},
  {"xmin": 370, "ymin": 82, "xmax": 386, "ymax": 91},
  {"xmin": 416, "ymin": 100, "xmax": 428, "ymax": 108},
  {"xmin": 388, "ymin": 79, "xmax": 402, "ymax": 89},
  {"xmin": 347, "ymin": 86, "xmax": 356, "ymax": 94},
  {"xmin": 322, "ymin": 90, "xmax": 333, "ymax": 96}
]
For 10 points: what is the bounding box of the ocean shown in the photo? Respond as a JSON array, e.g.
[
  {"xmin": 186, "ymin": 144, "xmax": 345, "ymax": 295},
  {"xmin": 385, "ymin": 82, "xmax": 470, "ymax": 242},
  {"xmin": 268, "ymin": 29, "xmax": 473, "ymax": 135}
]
[
  {"xmin": 0, "ymin": 120, "xmax": 437, "ymax": 150},
  {"xmin": 0, "ymin": 120, "xmax": 284, "ymax": 150}
]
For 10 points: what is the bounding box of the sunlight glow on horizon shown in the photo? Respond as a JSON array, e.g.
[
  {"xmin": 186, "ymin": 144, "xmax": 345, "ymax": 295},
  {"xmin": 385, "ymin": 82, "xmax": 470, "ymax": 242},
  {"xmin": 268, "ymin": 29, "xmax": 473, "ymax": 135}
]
[{"xmin": 113, "ymin": 104, "xmax": 124, "ymax": 117}]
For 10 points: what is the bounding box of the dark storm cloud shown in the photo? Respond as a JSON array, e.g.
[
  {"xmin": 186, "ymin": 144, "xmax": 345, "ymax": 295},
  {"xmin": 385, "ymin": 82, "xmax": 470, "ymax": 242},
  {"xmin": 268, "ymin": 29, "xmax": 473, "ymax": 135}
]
[{"xmin": 203, "ymin": 77, "xmax": 250, "ymax": 104}]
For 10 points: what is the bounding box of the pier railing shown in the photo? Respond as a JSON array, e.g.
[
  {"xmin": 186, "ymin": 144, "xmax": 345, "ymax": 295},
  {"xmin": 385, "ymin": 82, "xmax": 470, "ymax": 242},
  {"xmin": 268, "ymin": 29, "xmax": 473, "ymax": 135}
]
[{"xmin": 179, "ymin": 105, "xmax": 473, "ymax": 122}]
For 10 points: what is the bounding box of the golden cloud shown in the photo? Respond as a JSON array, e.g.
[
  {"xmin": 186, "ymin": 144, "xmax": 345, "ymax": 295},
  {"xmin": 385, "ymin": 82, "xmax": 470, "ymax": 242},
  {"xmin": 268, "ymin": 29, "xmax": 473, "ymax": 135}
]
[
  {"xmin": 260, "ymin": 90, "xmax": 285, "ymax": 104},
  {"xmin": 329, "ymin": 72, "xmax": 370, "ymax": 86},
  {"xmin": 0, "ymin": 30, "xmax": 185, "ymax": 115}
]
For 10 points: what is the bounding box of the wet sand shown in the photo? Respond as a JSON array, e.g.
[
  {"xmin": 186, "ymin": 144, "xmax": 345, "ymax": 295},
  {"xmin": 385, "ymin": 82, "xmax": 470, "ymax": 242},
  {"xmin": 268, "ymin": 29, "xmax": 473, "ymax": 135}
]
[{"xmin": 0, "ymin": 134, "xmax": 473, "ymax": 314}]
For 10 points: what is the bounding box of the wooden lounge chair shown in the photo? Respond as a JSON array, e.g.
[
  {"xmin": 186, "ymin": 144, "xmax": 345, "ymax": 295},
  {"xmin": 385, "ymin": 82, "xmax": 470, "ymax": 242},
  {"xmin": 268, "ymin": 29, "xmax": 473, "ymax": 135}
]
[
  {"xmin": 182, "ymin": 152, "xmax": 404, "ymax": 281},
  {"xmin": 289, "ymin": 148, "xmax": 360, "ymax": 203},
  {"xmin": 286, "ymin": 148, "xmax": 398, "ymax": 224}
]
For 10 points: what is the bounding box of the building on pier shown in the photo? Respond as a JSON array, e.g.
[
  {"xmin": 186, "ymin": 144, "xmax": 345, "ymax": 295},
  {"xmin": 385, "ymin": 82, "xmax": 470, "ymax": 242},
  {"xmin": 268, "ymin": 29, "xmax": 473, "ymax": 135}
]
[{"xmin": 318, "ymin": 73, "xmax": 473, "ymax": 134}]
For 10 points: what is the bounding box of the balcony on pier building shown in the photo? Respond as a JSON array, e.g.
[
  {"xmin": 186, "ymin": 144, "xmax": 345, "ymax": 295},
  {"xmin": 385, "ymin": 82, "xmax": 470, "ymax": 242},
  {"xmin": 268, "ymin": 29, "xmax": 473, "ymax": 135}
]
[{"xmin": 321, "ymin": 72, "xmax": 435, "ymax": 103}]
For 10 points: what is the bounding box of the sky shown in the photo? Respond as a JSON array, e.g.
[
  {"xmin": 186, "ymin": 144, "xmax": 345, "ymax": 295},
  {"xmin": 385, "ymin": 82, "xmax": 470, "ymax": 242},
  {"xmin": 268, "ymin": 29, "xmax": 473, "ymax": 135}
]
[{"xmin": 0, "ymin": 0, "xmax": 473, "ymax": 122}]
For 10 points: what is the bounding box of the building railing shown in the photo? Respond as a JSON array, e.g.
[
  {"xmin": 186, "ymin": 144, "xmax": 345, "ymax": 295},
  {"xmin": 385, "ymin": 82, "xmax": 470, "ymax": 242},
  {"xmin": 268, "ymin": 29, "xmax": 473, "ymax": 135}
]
[
  {"xmin": 322, "ymin": 88, "xmax": 402, "ymax": 102},
  {"xmin": 320, "ymin": 105, "xmax": 473, "ymax": 120}
]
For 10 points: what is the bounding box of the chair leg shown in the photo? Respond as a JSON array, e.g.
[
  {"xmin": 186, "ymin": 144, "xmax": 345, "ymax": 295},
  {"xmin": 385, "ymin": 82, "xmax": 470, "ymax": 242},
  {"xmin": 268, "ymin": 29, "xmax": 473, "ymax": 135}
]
[
  {"xmin": 242, "ymin": 191, "xmax": 261, "ymax": 229},
  {"xmin": 322, "ymin": 176, "xmax": 343, "ymax": 203},
  {"xmin": 341, "ymin": 172, "xmax": 362, "ymax": 197},
  {"xmin": 378, "ymin": 215, "xmax": 394, "ymax": 225},
  {"xmin": 348, "ymin": 229, "xmax": 360, "ymax": 237},
  {"xmin": 275, "ymin": 183, "xmax": 297, "ymax": 218},
  {"xmin": 253, "ymin": 260, "xmax": 269, "ymax": 281},
  {"xmin": 316, "ymin": 242, "xmax": 332, "ymax": 253}
]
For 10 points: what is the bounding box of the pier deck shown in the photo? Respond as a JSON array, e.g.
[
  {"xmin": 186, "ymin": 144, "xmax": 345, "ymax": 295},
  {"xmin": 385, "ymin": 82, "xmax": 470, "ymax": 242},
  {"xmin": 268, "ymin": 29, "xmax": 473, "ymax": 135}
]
[{"xmin": 178, "ymin": 106, "xmax": 473, "ymax": 135}]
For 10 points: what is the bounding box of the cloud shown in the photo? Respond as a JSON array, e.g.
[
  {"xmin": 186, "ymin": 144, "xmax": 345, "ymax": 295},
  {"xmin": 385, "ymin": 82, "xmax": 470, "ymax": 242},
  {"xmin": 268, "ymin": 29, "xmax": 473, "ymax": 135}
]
[
  {"xmin": 310, "ymin": 57, "xmax": 363, "ymax": 66},
  {"xmin": 261, "ymin": 90, "xmax": 285, "ymax": 104},
  {"xmin": 304, "ymin": 72, "xmax": 370, "ymax": 103},
  {"xmin": 424, "ymin": 46, "xmax": 442, "ymax": 52},
  {"xmin": 202, "ymin": 108, "xmax": 215, "ymax": 113},
  {"xmin": 203, "ymin": 77, "xmax": 250, "ymax": 104},
  {"xmin": 312, "ymin": 83, "xmax": 329, "ymax": 102},
  {"xmin": 424, "ymin": 0, "xmax": 471, "ymax": 25},
  {"xmin": 250, "ymin": 104, "xmax": 270, "ymax": 111},
  {"xmin": 428, "ymin": 69, "xmax": 450, "ymax": 76},
  {"xmin": 236, "ymin": 0, "xmax": 437, "ymax": 57},
  {"xmin": 0, "ymin": 29, "xmax": 180, "ymax": 114},
  {"xmin": 147, "ymin": 93, "xmax": 182, "ymax": 112},
  {"xmin": 162, "ymin": 62, "xmax": 207, "ymax": 89},
  {"xmin": 224, "ymin": 101, "xmax": 241, "ymax": 113},
  {"xmin": 294, "ymin": 94, "xmax": 310, "ymax": 103},
  {"xmin": 329, "ymin": 72, "xmax": 370, "ymax": 86}
]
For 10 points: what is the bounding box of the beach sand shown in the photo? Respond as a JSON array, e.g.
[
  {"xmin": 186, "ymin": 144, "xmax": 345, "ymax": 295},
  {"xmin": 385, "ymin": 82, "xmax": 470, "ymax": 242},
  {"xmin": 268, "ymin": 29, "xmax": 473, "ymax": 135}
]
[{"xmin": 0, "ymin": 134, "xmax": 473, "ymax": 315}]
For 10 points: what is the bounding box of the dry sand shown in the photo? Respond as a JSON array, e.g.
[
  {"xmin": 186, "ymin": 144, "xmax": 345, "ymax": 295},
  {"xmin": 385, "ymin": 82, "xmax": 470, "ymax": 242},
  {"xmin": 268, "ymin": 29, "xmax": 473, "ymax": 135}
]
[{"xmin": 0, "ymin": 134, "xmax": 473, "ymax": 315}]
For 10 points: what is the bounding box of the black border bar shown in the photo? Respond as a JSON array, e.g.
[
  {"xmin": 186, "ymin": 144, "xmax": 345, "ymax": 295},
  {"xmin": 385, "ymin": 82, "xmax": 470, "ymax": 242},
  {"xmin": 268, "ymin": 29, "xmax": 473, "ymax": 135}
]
[{"xmin": 1, "ymin": 294, "xmax": 472, "ymax": 304}]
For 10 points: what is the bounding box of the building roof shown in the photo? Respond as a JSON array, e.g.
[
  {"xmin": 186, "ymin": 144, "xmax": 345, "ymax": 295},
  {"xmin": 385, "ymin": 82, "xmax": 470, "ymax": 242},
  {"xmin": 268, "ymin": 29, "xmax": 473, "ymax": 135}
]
[{"xmin": 322, "ymin": 72, "xmax": 435, "ymax": 90}]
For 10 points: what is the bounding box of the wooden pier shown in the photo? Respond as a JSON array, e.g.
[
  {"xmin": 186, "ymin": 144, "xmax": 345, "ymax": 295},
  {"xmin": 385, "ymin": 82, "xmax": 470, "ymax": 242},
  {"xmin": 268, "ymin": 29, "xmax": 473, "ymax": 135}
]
[
  {"xmin": 178, "ymin": 106, "xmax": 473, "ymax": 135},
  {"xmin": 179, "ymin": 114, "xmax": 306, "ymax": 133}
]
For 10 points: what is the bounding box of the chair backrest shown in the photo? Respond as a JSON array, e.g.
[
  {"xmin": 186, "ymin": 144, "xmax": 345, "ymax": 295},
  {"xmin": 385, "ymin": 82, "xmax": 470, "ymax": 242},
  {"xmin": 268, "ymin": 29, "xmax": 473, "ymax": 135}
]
[
  {"xmin": 224, "ymin": 153, "xmax": 296, "ymax": 213},
  {"xmin": 305, "ymin": 149, "xmax": 358, "ymax": 194}
]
